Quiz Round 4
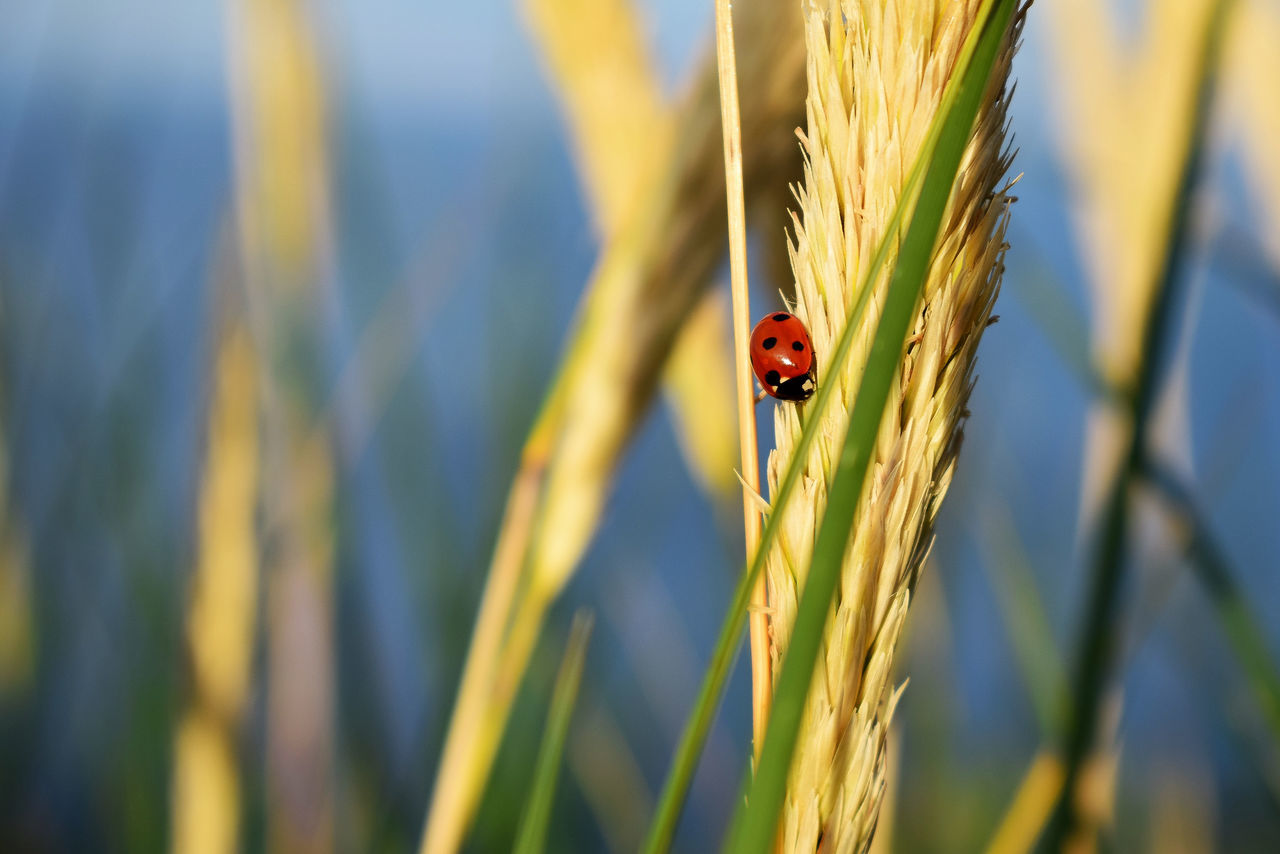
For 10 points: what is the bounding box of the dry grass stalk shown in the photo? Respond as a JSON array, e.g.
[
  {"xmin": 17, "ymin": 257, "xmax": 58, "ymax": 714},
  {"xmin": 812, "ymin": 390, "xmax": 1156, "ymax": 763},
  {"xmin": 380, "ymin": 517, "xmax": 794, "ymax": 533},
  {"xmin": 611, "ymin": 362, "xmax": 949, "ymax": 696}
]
[
  {"xmin": 762, "ymin": 2, "xmax": 1020, "ymax": 850},
  {"xmin": 226, "ymin": 0, "xmax": 337, "ymax": 850},
  {"xmin": 711, "ymin": 0, "xmax": 771, "ymax": 758},
  {"xmin": 171, "ymin": 324, "xmax": 260, "ymax": 854},
  {"xmin": 421, "ymin": 3, "xmax": 806, "ymax": 850}
]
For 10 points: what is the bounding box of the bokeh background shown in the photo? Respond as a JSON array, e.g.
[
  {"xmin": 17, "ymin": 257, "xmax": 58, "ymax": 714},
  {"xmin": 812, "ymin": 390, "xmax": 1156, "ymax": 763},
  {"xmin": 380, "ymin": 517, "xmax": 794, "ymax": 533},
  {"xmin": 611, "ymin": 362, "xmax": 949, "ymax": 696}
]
[{"xmin": 1, "ymin": 0, "xmax": 1278, "ymax": 851}]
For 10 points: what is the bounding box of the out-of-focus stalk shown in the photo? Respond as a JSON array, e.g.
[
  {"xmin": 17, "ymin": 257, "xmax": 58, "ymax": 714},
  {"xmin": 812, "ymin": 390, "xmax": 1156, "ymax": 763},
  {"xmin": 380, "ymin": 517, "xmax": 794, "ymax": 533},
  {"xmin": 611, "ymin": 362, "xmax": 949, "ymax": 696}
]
[
  {"xmin": 0, "ymin": 389, "xmax": 32, "ymax": 699},
  {"xmin": 171, "ymin": 323, "xmax": 260, "ymax": 854},
  {"xmin": 522, "ymin": 0, "xmax": 740, "ymax": 502},
  {"xmin": 225, "ymin": 0, "xmax": 337, "ymax": 850}
]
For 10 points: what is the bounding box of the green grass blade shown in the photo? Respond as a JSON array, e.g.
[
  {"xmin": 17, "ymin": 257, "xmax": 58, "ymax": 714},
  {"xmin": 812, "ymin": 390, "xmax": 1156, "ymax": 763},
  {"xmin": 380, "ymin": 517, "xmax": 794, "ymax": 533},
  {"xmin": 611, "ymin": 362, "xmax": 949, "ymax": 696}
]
[
  {"xmin": 638, "ymin": 4, "xmax": 1014, "ymax": 852},
  {"xmin": 724, "ymin": 4, "xmax": 1016, "ymax": 850},
  {"xmin": 512, "ymin": 611, "xmax": 594, "ymax": 854}
]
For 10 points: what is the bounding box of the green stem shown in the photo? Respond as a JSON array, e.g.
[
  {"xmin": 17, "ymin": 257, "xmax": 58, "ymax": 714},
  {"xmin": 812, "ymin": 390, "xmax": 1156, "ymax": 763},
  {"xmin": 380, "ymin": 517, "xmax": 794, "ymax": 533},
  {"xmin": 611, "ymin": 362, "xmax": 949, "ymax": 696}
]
[{"xmin": 512, "ymin": 611, "xmax": 594, "ymax": 854}]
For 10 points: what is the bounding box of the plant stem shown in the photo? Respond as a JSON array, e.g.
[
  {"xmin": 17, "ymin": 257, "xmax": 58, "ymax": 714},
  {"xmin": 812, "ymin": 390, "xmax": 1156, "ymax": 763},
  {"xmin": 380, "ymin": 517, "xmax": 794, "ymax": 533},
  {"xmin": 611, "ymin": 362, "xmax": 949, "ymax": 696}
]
[{"xmin": 713, "ymin": 0, "xmax": 770, "ymax": 758}]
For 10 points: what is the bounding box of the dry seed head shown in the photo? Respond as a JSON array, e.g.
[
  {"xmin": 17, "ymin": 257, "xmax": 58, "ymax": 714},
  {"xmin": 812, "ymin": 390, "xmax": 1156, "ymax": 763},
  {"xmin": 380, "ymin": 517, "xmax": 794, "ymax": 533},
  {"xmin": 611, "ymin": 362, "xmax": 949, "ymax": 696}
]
[{"xmin": 764, "ymin": 2, "xmax": 1021, "ymax": 851}]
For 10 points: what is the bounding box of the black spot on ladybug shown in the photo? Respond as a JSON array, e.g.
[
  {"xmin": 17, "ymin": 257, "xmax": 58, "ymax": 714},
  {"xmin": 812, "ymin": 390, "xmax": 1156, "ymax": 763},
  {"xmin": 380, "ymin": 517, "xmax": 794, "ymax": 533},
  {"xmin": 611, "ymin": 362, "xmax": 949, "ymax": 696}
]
[
  {"xmin": 773, "ymin": 313, "xmax": 790, "ymax": 322},
  {"xmin": 764, "ymin": 370, "xmax": 781, "ymax": 386},
  {"xmin": 762, "ymin": 336, "xmax": 777, "ymax": 350},
  {"xmin": 792, "ymin": 341, "xmax": 804, "ymax": 351},
  {"xmin": 773, "ymin": 372, "xmax": 816, "ymax": 401}
]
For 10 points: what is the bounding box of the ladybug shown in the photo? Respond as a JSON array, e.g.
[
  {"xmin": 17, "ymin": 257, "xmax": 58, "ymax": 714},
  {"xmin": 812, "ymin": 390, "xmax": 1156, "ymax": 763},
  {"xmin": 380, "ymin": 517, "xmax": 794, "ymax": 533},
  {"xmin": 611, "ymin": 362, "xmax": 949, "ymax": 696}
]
[{"xmin": 749, "ymin": 311, "xmax": 816, "ymax": 402}]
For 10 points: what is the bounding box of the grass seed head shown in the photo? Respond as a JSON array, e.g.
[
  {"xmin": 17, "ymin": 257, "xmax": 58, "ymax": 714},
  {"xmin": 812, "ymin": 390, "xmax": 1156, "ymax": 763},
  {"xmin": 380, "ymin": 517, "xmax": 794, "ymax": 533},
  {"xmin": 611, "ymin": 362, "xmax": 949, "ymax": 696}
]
[{"xmin": 764, "ymin": 2, "xmax": 1022, "ymax": 850}]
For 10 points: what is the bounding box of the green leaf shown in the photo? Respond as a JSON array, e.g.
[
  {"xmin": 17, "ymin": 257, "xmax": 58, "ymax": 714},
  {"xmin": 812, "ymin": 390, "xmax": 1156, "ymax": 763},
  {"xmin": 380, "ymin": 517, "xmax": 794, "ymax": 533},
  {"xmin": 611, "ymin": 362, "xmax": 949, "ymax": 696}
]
[
  {"xmin": 512, "ymin": 611, "xmax": 594, "ymax": 854},
  {"xmin": 639, "ymin": 3, "xmax": 1017, "ymax": 852},
  {"xmin": 725, "ymin": 3, "xmax": 1017, "ymax": 850}
]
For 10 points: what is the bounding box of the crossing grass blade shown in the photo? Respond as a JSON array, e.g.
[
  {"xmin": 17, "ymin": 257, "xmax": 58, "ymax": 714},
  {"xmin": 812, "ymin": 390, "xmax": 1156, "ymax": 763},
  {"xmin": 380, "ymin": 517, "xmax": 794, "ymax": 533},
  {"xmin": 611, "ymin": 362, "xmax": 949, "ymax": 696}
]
[
  {"xmin": 639, "ymin": 3, "xmax": 1016, "ymax": 851},
  {"xmin": 512, "ymin": 611, "xmax": 594, "ymax": 854},
  {"xmin": 724, "ymin": 2, "xmax": 1017, "ymax": 850}
]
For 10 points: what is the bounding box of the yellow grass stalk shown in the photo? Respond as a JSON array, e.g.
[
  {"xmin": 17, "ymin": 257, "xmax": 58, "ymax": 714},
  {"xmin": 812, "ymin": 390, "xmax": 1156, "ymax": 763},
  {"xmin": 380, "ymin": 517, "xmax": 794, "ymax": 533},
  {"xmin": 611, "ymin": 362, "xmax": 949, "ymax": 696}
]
[
  {"xmin": 421, "ymin": 3, "xmax": 805, "ymax": 850},
  {"xmin": 984, "ymin": 752, "xmax": 1064, "ymax": 854},
  {"xmin": 171, "ymin": 324, "xmax": 260, "ymax": 854},
  {"xmin": 711, "ymin": 0, "xmax": 770, "ymax": 757},
  {"xmin": 762, "ymin": 2, "xmax": 1020, "ymax": 850},
  {"xmin": 1224, "ymin": 0, "xmax": 1280, "ymax": 265},
  {"xmin": 226, "ymin": 0, "xmax": 336, "ymax": 850}
]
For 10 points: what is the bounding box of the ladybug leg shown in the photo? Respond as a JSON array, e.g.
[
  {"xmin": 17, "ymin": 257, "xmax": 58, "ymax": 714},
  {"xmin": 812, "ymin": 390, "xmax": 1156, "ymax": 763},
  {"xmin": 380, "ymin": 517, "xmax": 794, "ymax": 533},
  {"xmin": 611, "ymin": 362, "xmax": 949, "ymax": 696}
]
[{"xmin": 754, "ymin": 387, "xmax": 768, "ymax": 404}]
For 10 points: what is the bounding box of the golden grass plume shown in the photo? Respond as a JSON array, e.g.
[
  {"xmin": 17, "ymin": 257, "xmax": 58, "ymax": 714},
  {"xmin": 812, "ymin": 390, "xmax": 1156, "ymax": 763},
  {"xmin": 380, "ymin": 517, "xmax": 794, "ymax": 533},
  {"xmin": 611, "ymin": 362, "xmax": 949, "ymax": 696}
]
[{"xmin": 762, "ymin": 2, "xmax": 1021, "ymax": 850}]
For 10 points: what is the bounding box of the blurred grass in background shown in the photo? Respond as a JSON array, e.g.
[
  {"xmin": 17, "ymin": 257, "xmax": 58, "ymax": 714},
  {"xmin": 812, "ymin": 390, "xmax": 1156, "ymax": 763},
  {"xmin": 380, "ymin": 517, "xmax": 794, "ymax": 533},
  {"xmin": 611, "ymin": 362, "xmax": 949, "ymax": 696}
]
[{"xmin": 0, "ymin": 1, "xmax": 1278, "ymax": 852}]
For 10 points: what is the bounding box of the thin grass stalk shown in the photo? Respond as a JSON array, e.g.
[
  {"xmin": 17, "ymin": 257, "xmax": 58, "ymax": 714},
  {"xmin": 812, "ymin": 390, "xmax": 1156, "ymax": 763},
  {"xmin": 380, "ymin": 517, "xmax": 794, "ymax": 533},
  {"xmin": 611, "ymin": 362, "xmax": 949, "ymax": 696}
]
[
  {"xmin": 421, "ymin": 5, "xmax": 806, "ymax": 850},
  {"xmin": 736, "ymin": 1, "xmax": 1020, "ymax": 850},
  {"xmin": 512, "ymin": 611, "xmax": 594, "ymax": 854},
  {"xmin": 1041, "ymin": 1, "xmax": 1237, "ymax": 847},
  {"xmin": 712, "ymin": 0, "xmax": 770, "ymax": 760},
  {"xmin": 171, "ymin": 322, "xmax": 260, "ymax": 854}
]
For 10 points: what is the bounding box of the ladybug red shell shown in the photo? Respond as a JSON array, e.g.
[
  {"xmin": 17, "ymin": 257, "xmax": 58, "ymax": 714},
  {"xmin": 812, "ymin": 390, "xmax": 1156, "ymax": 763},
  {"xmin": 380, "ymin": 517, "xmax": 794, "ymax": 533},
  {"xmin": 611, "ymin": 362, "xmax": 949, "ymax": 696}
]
[{"xmin": 750, "ymin": 312, "xmax": 816, "ymax": 401}]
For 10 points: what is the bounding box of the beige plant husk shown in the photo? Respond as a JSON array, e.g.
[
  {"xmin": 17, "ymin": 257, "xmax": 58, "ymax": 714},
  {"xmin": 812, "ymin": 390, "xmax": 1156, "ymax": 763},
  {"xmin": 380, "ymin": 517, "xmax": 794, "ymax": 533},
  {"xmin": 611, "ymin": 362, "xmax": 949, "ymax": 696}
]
[{"xmin": 762, "ymin": 2, "xmax": 1020, "ymax": 851}]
